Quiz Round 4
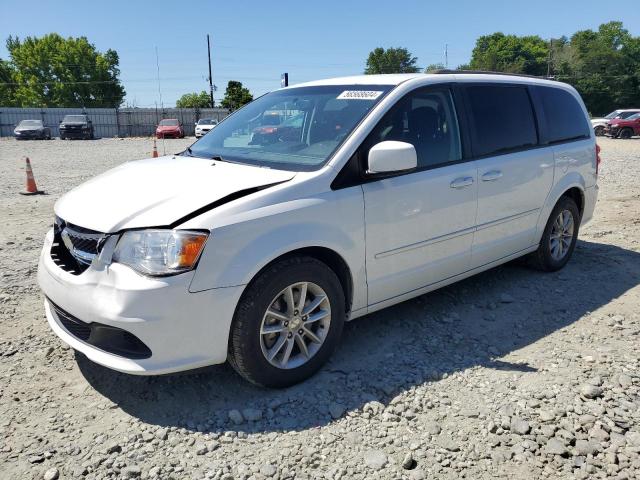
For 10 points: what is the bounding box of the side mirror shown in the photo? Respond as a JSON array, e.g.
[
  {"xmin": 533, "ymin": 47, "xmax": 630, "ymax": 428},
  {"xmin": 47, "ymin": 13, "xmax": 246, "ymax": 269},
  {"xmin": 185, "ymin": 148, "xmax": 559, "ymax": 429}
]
[{"xmin": 368, "ymin": 141, "xmax": 417, "ymax": 174}]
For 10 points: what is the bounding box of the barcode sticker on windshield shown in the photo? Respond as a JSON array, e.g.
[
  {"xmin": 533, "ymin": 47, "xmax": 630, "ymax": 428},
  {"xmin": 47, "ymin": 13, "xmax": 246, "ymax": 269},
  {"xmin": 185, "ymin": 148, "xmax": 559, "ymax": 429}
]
[{"xmin": 337, "ymin": 90, "xmax": 384, "ymax": 100}]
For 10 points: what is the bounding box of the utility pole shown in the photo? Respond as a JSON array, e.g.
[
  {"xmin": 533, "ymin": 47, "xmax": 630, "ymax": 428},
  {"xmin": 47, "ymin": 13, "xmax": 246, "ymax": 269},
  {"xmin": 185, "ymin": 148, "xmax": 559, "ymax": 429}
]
[
  {"xmin": 207, "ymin": 34, "xmax": 214, "ymax": 108},
  {"xmin": 547, "ymin": 39, "xmax": 553, "ymax": 78},
  {"xmin": 155, "ymin": 47, "xmax": 163, "ymax": 110},
  {"xmin": 445, "ymin": 44, "xmax": 448, "ymax": 69}
]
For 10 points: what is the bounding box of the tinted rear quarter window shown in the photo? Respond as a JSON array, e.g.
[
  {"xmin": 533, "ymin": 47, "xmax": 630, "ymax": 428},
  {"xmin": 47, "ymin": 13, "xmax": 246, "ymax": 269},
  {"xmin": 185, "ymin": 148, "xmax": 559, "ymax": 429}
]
[
  {"xmin": 465, "ymin": 85, "xmax": 538, "ymax": 157},
  {"xmin": 536, "ymin": 86, "xmax": 590, "ymax": 143}
]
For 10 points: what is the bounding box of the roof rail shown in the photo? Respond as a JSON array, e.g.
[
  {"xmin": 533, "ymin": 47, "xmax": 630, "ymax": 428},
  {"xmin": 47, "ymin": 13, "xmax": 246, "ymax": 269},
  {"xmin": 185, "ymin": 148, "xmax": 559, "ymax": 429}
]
[{"xmin": 432, "ymin": 69, "xmax": 557, "ymax": 81}]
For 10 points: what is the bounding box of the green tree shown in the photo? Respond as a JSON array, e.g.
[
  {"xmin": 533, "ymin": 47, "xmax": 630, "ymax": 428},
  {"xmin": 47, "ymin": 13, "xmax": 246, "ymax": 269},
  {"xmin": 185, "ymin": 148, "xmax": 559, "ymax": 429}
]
[
  {"xmin": 4, "ymin": 33, "xmax": 125, "ymax": 107},
  {"xmin": 365, "ymin": 47, "xmax": 419, "ymax": 74},
  {"xmin": 561, "ymin": 22, "xmax": 640, "ymax": 116},
  {"xmin": 220, "ymin": 80, "xmax": 253, "ymax": 111},
  {"xmin": 0, "ymin": 58, "xmax": 15, "ymax": 105},
  {"xmin": 176, "ymin": 90, "xmax": 212, "ymax": 108},
  {"xmin": 469, "ymin": 32, "xmax": 549, "ymax": 76}
]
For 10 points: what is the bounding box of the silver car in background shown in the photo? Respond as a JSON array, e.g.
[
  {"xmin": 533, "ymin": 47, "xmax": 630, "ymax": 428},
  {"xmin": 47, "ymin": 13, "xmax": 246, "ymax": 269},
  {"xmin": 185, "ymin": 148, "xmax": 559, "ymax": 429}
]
[{"xmin": 14, "ymin": 119, "xmax": 52, "ymax": 140}]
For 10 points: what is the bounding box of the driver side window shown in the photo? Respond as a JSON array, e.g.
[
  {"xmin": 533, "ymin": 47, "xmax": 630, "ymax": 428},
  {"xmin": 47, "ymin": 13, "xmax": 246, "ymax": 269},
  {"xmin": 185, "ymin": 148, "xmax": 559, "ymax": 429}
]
[{"xmin": 366, "ymin": 87, "xmax": 462, "ymax": 170}]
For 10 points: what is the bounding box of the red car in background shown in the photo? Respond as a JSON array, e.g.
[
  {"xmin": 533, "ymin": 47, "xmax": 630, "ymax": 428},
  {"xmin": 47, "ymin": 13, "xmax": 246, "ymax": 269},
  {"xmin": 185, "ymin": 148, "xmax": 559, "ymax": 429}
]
[
  {"xmin": 606, "ymin": 112, "xmax": 640, "ymax": 139},
  {"xmin": 156, "ymin": 118, "xmax": 184, "ymax": 139}
]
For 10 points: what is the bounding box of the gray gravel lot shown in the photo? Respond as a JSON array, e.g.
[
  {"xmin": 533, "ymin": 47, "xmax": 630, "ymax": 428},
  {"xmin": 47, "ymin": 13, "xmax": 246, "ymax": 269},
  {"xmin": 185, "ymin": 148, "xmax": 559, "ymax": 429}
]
[{"xmin": 0, "ymin": 136, "xmax": 639, "ymax": 479}]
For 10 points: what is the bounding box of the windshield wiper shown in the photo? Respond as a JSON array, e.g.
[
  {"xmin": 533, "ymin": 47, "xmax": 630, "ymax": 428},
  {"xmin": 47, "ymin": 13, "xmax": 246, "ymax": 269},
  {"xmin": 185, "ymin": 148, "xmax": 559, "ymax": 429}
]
[{"xmin": 181, "ymin": 147, "xmax": 195, "ymax": 157}]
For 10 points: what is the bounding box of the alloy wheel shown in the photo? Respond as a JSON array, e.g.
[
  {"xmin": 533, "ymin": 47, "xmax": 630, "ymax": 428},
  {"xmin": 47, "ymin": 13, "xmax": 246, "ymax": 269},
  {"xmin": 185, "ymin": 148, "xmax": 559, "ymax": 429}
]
[
  {"xmin": 549, "ymin": 209, "xmax": 574, "ymax": 261},
  {"xmin": 259, "ymin": 282, "xmax": 331, "ymax": 369}
]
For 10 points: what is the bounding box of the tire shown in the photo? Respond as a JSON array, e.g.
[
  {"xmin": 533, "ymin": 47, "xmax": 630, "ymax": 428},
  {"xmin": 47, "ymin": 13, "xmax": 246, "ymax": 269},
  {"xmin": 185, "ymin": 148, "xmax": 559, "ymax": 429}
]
[
  {"xmin": 619, "ymin": 128, "xmax": 633, "ymax": 139},
  {"xmin": 594, "ymin": 125, "xmax": 605, "ymax": 136},
  {"xmin": 529, "ymin": 196, "xmax": 580, "ymax": 272},
  {"xmin": 228, "ymin": 256, "xmax": 345, "ymax": 388}
]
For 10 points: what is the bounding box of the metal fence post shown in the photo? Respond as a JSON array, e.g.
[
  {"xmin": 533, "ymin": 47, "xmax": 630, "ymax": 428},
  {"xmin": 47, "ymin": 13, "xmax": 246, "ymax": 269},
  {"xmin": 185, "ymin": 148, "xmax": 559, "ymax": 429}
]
[{"xmin": 114, "ymin": 107, "xmax": 120, "ymax": 138}]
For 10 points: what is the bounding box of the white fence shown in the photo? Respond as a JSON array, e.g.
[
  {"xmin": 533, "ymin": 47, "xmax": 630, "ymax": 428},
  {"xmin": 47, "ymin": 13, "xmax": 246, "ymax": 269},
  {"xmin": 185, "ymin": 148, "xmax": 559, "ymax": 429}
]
[{"xmin": 0, "ymin": 107, "xmax": 230, "ymax": 138}]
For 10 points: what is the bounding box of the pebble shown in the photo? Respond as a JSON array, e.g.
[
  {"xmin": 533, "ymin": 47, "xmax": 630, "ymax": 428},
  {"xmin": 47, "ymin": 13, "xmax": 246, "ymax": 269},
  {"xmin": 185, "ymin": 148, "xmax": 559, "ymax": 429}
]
[
  {"xmin": 329, "ymin": 402, "xmax": 346, "ymax": 419},
  {"xmin": 617, "ymin": 373, "xmax": 632, "ymax": 388},
  {"xmin": 260, "ymin": 464, "xmax": 277, "ymax": 477},
  {"xmin": 511, "ymin": 417, "xmax": 531, "ymax": 435},
  {"xmin": 500, "ymin": 293, "xmax": 515, "ymax": 303},
  {"xmin": 580, "ymin": 384, "xmax": 603, "ymax": 399},
  {"xmin": 43, "ymin": 468, "xmax": 59, "ymax": 480},
  {"xmin": 242, "ymin": 408, "xmax": 263, "ymax": 422},
  {"xmin": 228, "ymin": 410, "xmax": 244, "ymax": 425},
  {"xmin": 545, "ymin": 438, "xmax": 567, "ymax": 456},
  {"xmin": 364, "ymin": 449, "xmax": 388, "ymax": 470},
  {"xmin": 123, "ymin": 465, "xmax": 142, "ymax": 478},
  {"xmin": 575, "ymin": 440, "xmax": 599, "ymax": 456}
]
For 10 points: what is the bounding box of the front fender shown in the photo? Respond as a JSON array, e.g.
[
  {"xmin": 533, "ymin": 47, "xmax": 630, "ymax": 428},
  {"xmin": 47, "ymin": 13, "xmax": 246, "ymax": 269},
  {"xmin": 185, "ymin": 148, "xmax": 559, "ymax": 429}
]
[{"xmin": 188, "ymin": 189, "xmax": 367, "ymax": 311}]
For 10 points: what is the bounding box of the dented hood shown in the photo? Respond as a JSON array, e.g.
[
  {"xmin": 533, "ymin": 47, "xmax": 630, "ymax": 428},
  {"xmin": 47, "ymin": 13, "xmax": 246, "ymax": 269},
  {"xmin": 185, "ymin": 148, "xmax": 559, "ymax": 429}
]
[{"xmin": 55, "ymin": 155, "xmax": 295, "ymax": 233}]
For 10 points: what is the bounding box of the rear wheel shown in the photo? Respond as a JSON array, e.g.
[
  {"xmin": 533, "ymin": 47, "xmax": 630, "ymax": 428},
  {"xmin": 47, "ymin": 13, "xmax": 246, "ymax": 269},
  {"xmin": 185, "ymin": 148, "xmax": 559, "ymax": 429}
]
[
  {"xmin": 619, "ymin": 128, "xmax": 633, "ymax": 139},
  {"xmin": 529, "ymin": 196, "xmax": 580, "ymax": 272},
  {"xmin": 228, "ymin": 256, "xmax": 345, "ymax": 388}
]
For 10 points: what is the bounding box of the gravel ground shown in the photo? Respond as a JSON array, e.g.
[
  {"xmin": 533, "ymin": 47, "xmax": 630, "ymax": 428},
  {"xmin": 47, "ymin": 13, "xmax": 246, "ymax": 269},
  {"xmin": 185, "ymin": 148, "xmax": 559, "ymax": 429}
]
[{"xmin": 0, "ymin": 136, "xmax": 639, "ymax": 480}]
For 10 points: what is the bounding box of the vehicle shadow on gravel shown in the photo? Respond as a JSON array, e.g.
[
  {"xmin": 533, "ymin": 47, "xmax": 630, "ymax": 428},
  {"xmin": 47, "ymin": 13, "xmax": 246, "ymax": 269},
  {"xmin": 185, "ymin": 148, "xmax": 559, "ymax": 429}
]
[{"xmin": 77, "ymin": 239, "xmax": 640, "ymax": 434}]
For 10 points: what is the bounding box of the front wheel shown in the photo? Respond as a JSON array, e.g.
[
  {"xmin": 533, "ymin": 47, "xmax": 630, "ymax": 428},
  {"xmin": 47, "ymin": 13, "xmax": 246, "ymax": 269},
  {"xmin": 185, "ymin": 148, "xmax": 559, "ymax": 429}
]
[
  {"xmin": 228, "ymin": 256, "xmax": 345, "ymax": 388},
  {"xmin": 594, "ymin": 125, "xmax": 605, "ymax": 136},
  {"xmin": 619, "ymin": 128, "xmax": 633, "ymax": 139},
  {"xmin": 529, "ymin": 196, "xmax": 580, "ymax": 272}
]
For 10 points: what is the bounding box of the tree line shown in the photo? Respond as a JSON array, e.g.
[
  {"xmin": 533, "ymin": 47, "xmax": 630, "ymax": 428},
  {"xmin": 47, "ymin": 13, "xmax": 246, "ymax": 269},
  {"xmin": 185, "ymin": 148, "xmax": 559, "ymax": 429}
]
[
  {"xmin": 364, "ymin": 21, "xmax": 640, "ymax": 116},
  {"xmin": 2, "ymin": 22, "xmax": 638, "ymax": 116}
]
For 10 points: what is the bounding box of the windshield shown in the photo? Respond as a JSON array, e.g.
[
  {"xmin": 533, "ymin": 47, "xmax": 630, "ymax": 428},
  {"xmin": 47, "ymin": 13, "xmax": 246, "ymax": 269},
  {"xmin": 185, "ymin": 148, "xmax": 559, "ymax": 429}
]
[
  {"xmin": 197, "ymin": 118, "xmax": 215, "ymax": 125},
  {"xmin": 160, "ymin": 119, "xmax": 179, "ymax": 126},
  {"xmin": 619, "ymin": 111, "xmax": 640, "ymax": 119},
  {"xmin": 18, "ymin": 120, "xmax": 42, "ymax": 127},
  {"xmin": 188, "ymin": 85, "xmax": 393, "ymax": 171},
  {"xmin": 62, "ymin": 115, "xmax": 87, "ymax": 123}
]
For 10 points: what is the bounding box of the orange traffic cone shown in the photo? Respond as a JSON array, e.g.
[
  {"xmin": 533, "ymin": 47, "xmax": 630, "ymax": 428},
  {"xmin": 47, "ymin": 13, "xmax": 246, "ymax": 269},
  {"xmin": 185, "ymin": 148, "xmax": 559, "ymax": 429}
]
[
  {"xmin": 152, "ymin": 138, "xmax": 158, "ymax": 158},
  {"xmin": 20, "ymin": 157, "xmax": 44, "ymax": 195}
]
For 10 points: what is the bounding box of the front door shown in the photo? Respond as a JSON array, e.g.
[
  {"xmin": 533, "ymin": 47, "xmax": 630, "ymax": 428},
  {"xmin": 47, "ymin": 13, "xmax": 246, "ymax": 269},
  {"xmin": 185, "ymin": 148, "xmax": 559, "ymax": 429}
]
[{"xmin": 362, "ymin": 86, "xmax": 478, "ymax": 305}]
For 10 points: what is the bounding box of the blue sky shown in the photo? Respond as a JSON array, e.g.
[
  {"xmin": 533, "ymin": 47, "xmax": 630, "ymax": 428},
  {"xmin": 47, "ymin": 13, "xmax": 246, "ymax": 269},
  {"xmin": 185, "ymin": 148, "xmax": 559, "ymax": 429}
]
[{"xmin": 1, "ymin": 1, "xmax": 637, "ymax": 107}]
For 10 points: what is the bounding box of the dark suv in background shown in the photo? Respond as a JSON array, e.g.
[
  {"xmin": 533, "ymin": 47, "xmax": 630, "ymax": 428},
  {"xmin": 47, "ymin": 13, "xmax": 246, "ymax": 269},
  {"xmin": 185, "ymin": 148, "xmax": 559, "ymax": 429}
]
[{"xmin": 59, "ymin": 115, "xmax": 94, "ymax": 140}]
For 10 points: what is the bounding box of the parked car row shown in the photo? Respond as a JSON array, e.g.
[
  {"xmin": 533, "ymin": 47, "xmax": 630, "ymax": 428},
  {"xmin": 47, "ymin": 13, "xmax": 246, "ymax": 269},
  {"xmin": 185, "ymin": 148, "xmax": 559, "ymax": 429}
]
[
  {"xmin": 13, "ymin": 114, "xmax": 94, "ymax": 140},
  {"xmin": 13, "ymin": 116, "xmax": 220, "ymax": 140},
  {"xmin": 591, "ymin": 109, "xmax": 640, "ymax": 138}
]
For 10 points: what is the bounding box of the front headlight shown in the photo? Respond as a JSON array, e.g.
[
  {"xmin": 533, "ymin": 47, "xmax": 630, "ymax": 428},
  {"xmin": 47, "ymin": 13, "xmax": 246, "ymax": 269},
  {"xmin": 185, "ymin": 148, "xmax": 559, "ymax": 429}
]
[{"xmin": 113, "ymin": 229, "xmax": 208, "ymax": 276}]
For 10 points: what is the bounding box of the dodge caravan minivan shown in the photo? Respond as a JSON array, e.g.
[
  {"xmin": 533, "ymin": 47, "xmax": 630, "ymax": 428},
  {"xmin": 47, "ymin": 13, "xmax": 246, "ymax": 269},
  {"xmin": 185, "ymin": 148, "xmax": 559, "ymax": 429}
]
[{"xmin": 38, "ymin": 72, "xmax": 599, "ymax": 387}]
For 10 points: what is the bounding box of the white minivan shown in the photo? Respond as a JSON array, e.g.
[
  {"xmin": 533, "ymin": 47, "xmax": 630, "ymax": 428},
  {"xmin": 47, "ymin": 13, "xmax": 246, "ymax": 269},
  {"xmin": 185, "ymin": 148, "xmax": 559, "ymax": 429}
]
[{"xmin": 38, "ymin": 73, "xmax": 599, "ymax": 387}]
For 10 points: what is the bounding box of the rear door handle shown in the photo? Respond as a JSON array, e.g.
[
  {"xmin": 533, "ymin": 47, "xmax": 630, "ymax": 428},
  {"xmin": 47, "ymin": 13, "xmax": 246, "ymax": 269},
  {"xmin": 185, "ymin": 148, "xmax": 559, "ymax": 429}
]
[
  {"xmin": 450, "ymin": 176, "xmax": 474, "ymax": 189},
  {"xmin": 482, "ymin": 170, "xmax": 503, "ymax": 181}
]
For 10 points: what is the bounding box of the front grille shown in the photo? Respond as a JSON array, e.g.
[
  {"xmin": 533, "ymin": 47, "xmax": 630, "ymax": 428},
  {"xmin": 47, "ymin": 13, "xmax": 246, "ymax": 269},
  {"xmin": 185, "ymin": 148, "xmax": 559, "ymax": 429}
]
[
  {"xmin": 51, "ymin": 218, "xmax": 107, "ymax": 275},
  {"xmin": 49, "ymin": 300, "xmax": 152, "ymax": 360}
]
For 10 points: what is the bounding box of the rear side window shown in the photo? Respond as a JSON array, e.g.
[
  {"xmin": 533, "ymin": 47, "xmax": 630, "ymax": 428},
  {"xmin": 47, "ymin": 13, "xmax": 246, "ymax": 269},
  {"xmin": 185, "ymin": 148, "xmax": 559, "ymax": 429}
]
[
  {"xmin": 465, "ymin": 85, "xmax": 537, "ymax": 157},
  {"xmin": 536, "ymin": 86, "xmax": 590, "ymax": 143}
]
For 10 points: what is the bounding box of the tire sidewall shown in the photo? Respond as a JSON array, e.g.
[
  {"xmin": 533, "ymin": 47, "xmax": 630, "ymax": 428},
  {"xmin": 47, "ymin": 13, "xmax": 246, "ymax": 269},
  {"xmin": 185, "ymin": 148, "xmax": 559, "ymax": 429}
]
[
  {"xmin": 230, "ymin": 258, "xmax": 345, "ymax": 388},
  {"xmin": 539, "ymin": 197, "xmax": 580, "ymax": 271}
]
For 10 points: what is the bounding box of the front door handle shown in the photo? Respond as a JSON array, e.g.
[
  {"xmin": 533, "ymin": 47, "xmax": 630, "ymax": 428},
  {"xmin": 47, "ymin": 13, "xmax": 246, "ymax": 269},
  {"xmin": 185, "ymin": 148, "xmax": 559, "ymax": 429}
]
[
  {"xmin": 450, "ymin": 176, "xmax": 474, "ymax": 189},
  {"xmin": 482, "ymin": 170, "xmax": 503, "ymax": 181}
]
